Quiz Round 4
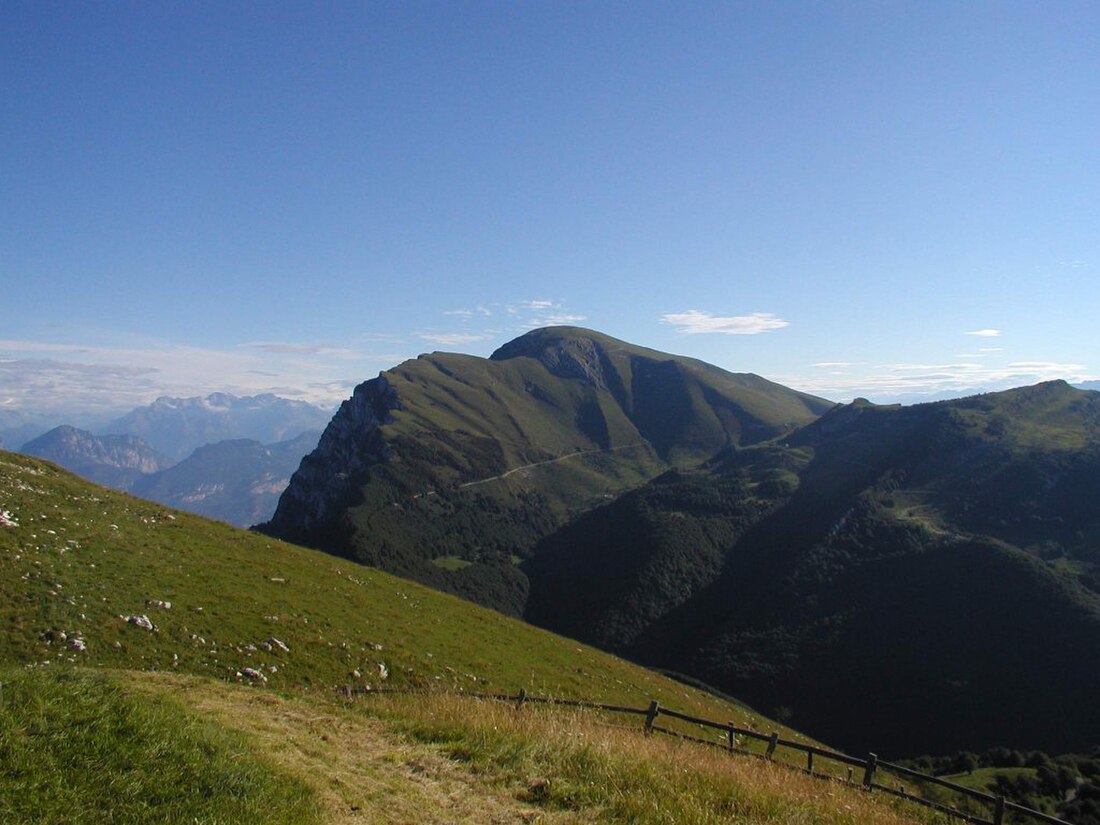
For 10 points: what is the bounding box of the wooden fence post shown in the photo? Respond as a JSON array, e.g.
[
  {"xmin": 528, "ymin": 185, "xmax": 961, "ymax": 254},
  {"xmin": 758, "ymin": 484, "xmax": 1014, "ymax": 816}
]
[
  {"xmin": 862, "ymin": 753, "xmax": 878, "ymax": 790},
  {"xmin": 727, "ymin": 723, "xmax": 737, "ymax": 753},
  {"xmin": 993, "ymin": 795, "xmax": 1006, "ymax": 825},
  {"xmin": 644, "ymin": 700, "xmax": 660, "ymax": 734},
  {"xmin": 806, "ymin": 751, "xmax": 814, "ymax": 774},
  {"xmin": 765, "ymin": 732, "xmax": 779, "ymax": 759},
  {"xmin": 516, "ymin": 688, "xmax": 527, "ymax": 708}
]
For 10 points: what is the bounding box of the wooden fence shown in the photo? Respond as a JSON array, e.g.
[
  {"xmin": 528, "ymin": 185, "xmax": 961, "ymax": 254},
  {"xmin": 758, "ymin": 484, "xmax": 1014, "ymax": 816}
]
[{"xmin": 346, "ymin": 686, "xmax": 1074, "ymax": 825}]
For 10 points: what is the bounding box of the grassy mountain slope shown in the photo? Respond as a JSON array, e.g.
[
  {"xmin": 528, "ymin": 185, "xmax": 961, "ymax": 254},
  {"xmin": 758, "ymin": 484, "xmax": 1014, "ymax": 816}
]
[
  {"xmin": 261, "ymin": 327, "xmax": 830, "ymax": 613},
  {"xmin": 0, "ymin": 449, "xmax": 753, "ymax": 708},
  {"xmin": 527, "ymin": 382, "xmax": 1100, "ymax": 757},
  {"xmin": 0, "ymin": 451, "xmax": 940, "ymax": 824}
]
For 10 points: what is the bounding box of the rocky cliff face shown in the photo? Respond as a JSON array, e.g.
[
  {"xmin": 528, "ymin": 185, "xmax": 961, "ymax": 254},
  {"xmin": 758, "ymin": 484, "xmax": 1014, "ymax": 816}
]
[
  {"xmin": 260, "ymin": 376, "xmax": 401, "ymax": 545},
  {"xmin": 491, "ymin": 327, "xmax": 616, "ymax": 389}
]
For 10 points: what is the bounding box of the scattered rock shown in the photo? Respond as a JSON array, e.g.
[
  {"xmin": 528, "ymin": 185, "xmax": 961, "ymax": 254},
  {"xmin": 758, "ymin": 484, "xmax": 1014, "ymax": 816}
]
[
  {"xmin": 146, "ymin": 599, "xmax": 172, "ymax": 610},
  {"xmin": 378, "ymin": 662, "xmax": 388, "ymax": 680},
  {"xmin": 268, "ymin": 637, "xmax": 290, "ymax": 653},
  {"xmin": 0, "ymin": 510, "xmax": 18, "ymax": 527},
  {"xmin": 240, "ymin": 667, "xmax": 267, "ymax": 682},
  {"xmin": 125, "ymin": 614, "xmax": 157, "ymax": 632},
  {"xmin": 67, "ymin": 637, "xmax": 87, "ymax": 652}
]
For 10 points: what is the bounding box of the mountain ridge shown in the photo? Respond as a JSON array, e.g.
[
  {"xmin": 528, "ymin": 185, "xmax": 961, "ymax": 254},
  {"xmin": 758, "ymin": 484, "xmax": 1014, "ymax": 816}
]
[
  {"xmin": 261, "ymin": 327, "xmax": 831, "ymax": 612},
  {"xmin": 526, "ymin": 379, "xmax": 1100, "ymax": 755}
]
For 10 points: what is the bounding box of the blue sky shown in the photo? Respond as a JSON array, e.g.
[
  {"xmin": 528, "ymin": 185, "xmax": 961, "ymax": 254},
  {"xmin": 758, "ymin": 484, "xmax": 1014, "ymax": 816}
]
[{"xmin": 3, "ymin": 1, "xmax": 1098, "ymax": 415}]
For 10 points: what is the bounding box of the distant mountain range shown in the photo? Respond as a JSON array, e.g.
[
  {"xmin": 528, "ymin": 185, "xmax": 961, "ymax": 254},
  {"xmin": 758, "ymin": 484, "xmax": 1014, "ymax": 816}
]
[
  {"xmin": 16, "ymin": 392, "xmax": 329, "ymax": 527},
  {"xmin": 130, "ymin": 431, "xmax": 321, "ymax": 527},
  {"xmin": 101, "ymin": 392, "xmax": 332, "ymax": 461},
  {"xmin": 21, "ymin": 424, "xmax": 320, "ymax": 527},
  {"xmin": 259, "ymin": 327, "xmax": 1100, "ymax": 758}
]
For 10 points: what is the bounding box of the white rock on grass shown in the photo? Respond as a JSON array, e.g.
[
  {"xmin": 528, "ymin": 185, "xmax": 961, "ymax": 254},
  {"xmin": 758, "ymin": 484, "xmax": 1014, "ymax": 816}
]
[
  {"xmin": 240, "ymin": 667, "xmax": 267, "ymax": 682},
  {"xmin": 124, "ymin": 614, "xmax": 157, "ymax": 632},
  {"xmin": 0, "ymin": 510, "xmax": 18, "ymax": 527},
  {"xmin": 145, "ymin": 599, "xmax": 172, "ymax": 610},
  {"xmin": 268, "ymin": 637, "xmax": 290, "ymax": 653}
]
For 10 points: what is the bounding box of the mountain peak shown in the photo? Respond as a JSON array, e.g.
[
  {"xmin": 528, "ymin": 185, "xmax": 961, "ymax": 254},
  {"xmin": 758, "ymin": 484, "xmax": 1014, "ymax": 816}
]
[{"xmin": 490, "ymin": 326, "xmax": 624, "ymax": 387}]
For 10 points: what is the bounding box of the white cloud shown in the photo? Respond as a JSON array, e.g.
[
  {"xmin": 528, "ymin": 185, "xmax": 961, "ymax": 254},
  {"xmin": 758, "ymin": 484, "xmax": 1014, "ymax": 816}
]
[
  {"xmin": 662, "ymin": 310, "xmax": 789, "ymax": 336},
  {"xmin": 238, "ymin": 342, "xmax": 366, "ymax": 360},
  {"xmin": 811, "ymin": 362, "xmax": 854, "ymax": 369},
  {"xmin": 780, "ymin": 359, "xmax": 1093, "ymax": 405},
  {"xmin": 527, "ymin": 313, "xmax": 587, "ymax": 328},
  {"xmin": 965, "ymin": 328, "xmax": 1001, "ymax": 337},
  {"xmin": 496, "ymin": 299, "xmax": 588, "ymax": 330},
  {"xmin": 0, "ymin": 338, "xmax": 409, "ymax": 413}
]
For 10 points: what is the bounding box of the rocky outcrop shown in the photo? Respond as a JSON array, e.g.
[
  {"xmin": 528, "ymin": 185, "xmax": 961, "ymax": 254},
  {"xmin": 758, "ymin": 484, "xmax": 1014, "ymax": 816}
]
[
  {"xmin": 492, "ymin": 328, "xmax": 614, "ymax": 389},
  {"xmin": 258, "ymin": 375, "xmax": 400, "ymax": 544}
]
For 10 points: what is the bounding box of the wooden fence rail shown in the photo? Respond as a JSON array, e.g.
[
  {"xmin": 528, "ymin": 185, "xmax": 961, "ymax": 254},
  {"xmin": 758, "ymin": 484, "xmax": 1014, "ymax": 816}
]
[{"xmin": 347, "ymin": 686, "xmax": 1071, "ymax": 825}]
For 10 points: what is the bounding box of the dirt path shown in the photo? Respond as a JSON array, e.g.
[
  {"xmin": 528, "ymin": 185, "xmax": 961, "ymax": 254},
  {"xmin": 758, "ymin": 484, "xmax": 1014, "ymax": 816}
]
[{"xmin": 126, "ymin": 673, "xmax": 587, "ymax": 825}]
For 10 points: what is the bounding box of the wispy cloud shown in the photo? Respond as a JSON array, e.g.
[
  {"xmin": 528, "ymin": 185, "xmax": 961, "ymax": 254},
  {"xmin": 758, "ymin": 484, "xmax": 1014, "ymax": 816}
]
[
  {"xmin": 965, "ymin": 328, "xmax": 1001, "ymax": 338},
  {"xmin": 504, "ymin": 299, "xmax": 587, "ymax": 330},
  {"xmin": 426, "ymin": 299, "xmax": 588, "ymax": 350},
  {"xmin": 780, "ymin": 359, "xmax": 1092, "ymax": 404},
  {"xmin": 536, "ymin": 313, "xmax": 587, "ymax": 326},
  {"xmin": 238, "ymin": 342, "xmax": 367, "ymax": 360},
  {"xmin": 662, "ymin": 310, "xmax": 789, "ymax": 336},
  {"xmin": 0, "ymin": 338, "xmax": 409, "ymax": 413},
  {"xmin": 417, "ymin": 332, "xmax": 495, "ymax": 347},
  {"xmin": 811, "ymin": 362, "xmax": 855, "ymax": 369}
]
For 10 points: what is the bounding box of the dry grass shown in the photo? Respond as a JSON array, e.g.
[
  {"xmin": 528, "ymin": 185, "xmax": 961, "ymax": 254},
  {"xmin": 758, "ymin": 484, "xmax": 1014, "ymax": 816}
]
[
  {"xmin": 356, "ymin": 693, "xmax": 950, "ymax": 825},
  {"xmin": 121, "ymin": 673, "xmax": 950, "ymax": 825},
  {"xmin": 125, "ymin": 672, "xmax": 582, "ymax": 824}
]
